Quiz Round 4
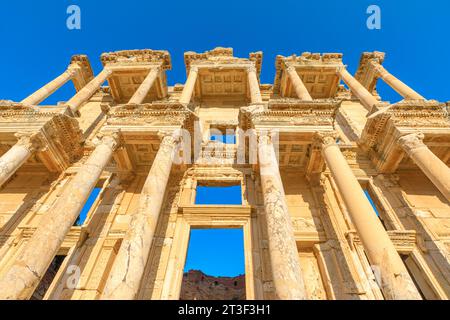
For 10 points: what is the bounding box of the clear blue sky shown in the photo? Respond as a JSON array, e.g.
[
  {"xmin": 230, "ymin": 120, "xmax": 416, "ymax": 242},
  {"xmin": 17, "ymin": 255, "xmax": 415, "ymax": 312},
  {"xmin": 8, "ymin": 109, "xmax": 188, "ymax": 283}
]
[{"xmin": 1, "ymin": 1, "xmax": 448, "ymax": 277}]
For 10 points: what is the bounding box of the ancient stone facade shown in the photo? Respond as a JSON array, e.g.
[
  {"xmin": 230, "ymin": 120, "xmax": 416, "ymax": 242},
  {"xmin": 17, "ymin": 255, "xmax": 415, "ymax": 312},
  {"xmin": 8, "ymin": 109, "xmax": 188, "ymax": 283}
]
[{"xmin": 0, "ymin": 48, "xmax": 448, "ymax": 300}]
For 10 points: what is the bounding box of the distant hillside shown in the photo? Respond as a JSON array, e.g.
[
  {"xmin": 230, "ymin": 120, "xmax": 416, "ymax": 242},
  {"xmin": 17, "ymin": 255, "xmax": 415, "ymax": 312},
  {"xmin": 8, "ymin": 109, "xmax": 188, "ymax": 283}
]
[{"xmin": 180, "ymin": 270, "xmax": 246, "ymax": 300}]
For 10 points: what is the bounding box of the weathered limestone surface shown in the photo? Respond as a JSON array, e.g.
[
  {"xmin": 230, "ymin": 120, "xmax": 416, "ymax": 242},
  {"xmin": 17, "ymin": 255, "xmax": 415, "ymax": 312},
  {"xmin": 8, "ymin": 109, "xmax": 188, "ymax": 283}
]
[
  {"xmin": 101, "ymin": 133, "xmax": 180, "ymax": 299},
  {"xmin": 338, "ymin": 67, "xmax": 379, "ymax": 110},
  {"xmin": 286, "ymin": 65, "xmax": 312, "ymax": 100},
  {"xmin": 258, "ymin": 132, "xmax": 307, "ymax": 300},
  {"xmin": 370, "ymin": 61, "xmax": 424, "ymax": 100},
  {"xmin": 179, "ymin": 66, "xmax": 198, "ymax": 105},
  {"xmin": 128, "ymin": 67, "xmax": 160, "ymax": 104},
  {"xmin": 0, "ymin": 132, "xmax": 44, "ymax": 188},
  {"xmin": 319, "ymin": 133, "xmax": 422, "ymax": 300},
  {"xmin": 66, "ymin": 68, "xmax": 112, "ymax": 113},
  {"xmin": 0, "ymin": 132, "xmax": 120, "ymax": 299},
  {"xmin": 247, "ymin": 66, "xmax": 263, "ymax": 104},
  {"xmin": 398, "ymin": 133, "xmax": 450, "ymax": 201}
]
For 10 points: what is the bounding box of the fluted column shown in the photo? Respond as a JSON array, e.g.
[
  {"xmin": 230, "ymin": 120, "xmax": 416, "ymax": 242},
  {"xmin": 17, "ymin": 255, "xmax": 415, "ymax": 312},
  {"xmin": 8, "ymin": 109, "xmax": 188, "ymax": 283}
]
[
  {"xmin": 370, "ymin": 62, "xmax": 424, "ymax": 100},
  {"xmin": 258, "ymin": 131, "xmax": 307, "ymax": 300},
  {"xmin": 66, "ymin": 68, "xmax": 112, "ymax": 113},
  {"xmin": 0, "ymin": 132, "xmax": 44, "ymax": 188},
  {"xmin": 128, "ymin": 66, "xmax": 160, "ymax": 104},
  {"xmin": 318, "ymin": 133, "xmax": 421, "ymax": 300},
  {"xmin": 337, "ymin": 67, "xmax": 379, "ymax": 111},
  {"xmin": 179, "ymin": 66, "xmax": 199, "ymax": 105},
  {"xmin": 21, "ymin": 67, "xmax": 79, "ymax": 106},
  {"xmin": 0, "ymin": 132, "xmax": 121, "ymax": 300},
  {"xmin": 247, "ymin": 65, "xmax": 263, "ymax": 104},
  {"xmin": 101, "ymin": 132, "xmax": 180, "ymax": 300},
  {"xmin": 398, "ymin": 133, "xmax": 450, "ymax": 201},
  {"xmin": 286, "ymin": 65, "xmax": 312, "ymax": 100}
]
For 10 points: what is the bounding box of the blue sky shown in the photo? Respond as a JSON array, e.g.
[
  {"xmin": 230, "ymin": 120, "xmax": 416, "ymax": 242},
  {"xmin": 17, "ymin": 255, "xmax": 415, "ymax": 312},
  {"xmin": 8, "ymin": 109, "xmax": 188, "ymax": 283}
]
[{"xmin": 1, "ymin": 1, "xmax": 448, "ymax": 277}]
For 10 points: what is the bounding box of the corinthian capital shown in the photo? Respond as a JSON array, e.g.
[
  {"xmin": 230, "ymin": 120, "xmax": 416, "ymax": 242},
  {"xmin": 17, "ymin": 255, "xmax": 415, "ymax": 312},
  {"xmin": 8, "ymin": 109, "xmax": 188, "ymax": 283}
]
[
  {"xmin": 95, "ymin": 130, "xmax": 123, "ymax": 150},
  {"xmin": 247, "ymin": 65, "xmax": 257, "ymax": 74},
  {"xmin": 14, "ymin": 131, "xmax": 46, "ymax": 153},
  {"xmin": 398, "ymin": 132, "xmax": 426, "ymax": 155},
  {"xmin": 312, "ymin": 131, "xmax": 339, "ymax": 149},
  {"xmin": 158, "ymin": 130, "xmax": 182, "ymax": 147}
]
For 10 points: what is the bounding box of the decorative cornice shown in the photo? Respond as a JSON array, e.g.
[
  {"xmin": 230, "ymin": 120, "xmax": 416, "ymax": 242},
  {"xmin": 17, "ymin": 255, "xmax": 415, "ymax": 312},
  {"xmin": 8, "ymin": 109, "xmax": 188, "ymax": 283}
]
[{"xmin": 101, "ymin": 49, "xmax": 171, "ymax": 70}]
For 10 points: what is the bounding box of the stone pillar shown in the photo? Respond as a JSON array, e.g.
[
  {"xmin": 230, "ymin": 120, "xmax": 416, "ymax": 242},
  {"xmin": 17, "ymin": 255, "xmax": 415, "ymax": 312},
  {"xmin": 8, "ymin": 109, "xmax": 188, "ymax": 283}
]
[
  {"xmin": 66, "ymin": 68, "xmax": 113, "ymax": 113},
  {"xmin": 247, "ymin": 65, "xmax": 263, "ymax": 104},
  {"xmin": 0, "ymin": 132, "xmax": 121, "ymax": 300},
  {"xmin": 0, "ymin": 132, "xmax": 44, "ymax": 188},
  {"xmin": 286, "ymin": 65, "xmax": 312, "ymax": 100},
  {"xmin": 317, "ymin": 133, "xmax": 421, "ymax": 300},
  {"xmin": 21, "ymin": 67, "xmax": 79, "ymax": 106},
  {"xmin": 101, "ymin": 132, "xmax": 180, "ymax": 300},
  {"xmin": 257, "ymin": 131, "xmax": 307, "ymax": 300},
  {"xmin": 370, "ymin": 62, "xmax": 424, "ymax": 100},
  {"xmin": 128, "ymin": 66, "xmax": 160, "ymax": 104},
  {"xmin": 337, "ymin": 67, "xmax": 379, "ymax": 111},
  {"xmin": 179, "ymin": 66, "xmax": 199, "ymax": 105},
  {"xmin": 398, "ymin": 132, "xmax": 450, "ymax": 201}
]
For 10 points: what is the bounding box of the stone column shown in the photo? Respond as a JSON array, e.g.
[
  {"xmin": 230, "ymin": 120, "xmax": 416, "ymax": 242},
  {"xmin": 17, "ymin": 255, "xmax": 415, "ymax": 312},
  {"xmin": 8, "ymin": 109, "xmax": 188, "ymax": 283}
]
[
  {"xmin": 337, "ymin": 67, "xmax": 379, "ymax": 111},
  {"xmin": 247, "ymin": 65, "xmax": 263, "ymax": 104},
  {"xmin": 101, "ymin": 132, "xmax": 180, "ymax": 300},
  {"xmin": 398, "ymin": 132, "xmax": 450, "ymax": 201},
  {"xmin": 0, "ymin": 132, "xmax": 44, "ymax": 188},
  {"xmin": 128, "ymin": 66, "xmax": 160, "ymax": 104},
  {"xmin": 318, "ymin": 133, "xmax": 421, "ymax": 300},
  {"xmin": 0, "ymin": 132, "xmax": 121, "ymax": 300},
  {"xmin": 286, "ymin": 65, "xmax": 312, "ymax": 100},
  {"xmin": 21, "ymin": 67, "xmax": 79, "ymax": 106},
  {"xmin": 370, "ymin": 62, "xmax": 424, "ymax": 100},
  {"xmin": 66, "ymin": 68, "xmax": 113, "ymax": 113},
  {"xmin": 179, "ymin": 66, "xmax": 199, "ymax": 105},
  {"xmin": 258, "ymin": 131, "xmax": 307, "ymax": 300}
]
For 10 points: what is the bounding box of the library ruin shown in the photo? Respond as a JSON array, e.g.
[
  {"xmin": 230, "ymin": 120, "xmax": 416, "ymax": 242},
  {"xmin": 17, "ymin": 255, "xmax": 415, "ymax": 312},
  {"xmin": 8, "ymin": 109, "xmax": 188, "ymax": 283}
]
[{"xmin": 0, "ymin": 47, "xmax": 448, "ymax": 300}]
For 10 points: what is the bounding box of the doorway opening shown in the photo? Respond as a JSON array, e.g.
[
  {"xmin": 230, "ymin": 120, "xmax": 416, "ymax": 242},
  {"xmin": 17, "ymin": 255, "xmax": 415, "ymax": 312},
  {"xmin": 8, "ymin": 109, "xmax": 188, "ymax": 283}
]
[{"xmin": 180, "ymin": 228, "xmax": 246, "ymax": 300}]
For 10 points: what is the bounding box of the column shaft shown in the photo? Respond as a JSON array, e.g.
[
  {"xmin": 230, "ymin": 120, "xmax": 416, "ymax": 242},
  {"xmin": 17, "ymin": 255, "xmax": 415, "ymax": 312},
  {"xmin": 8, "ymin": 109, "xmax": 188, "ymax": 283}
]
[
  {"xmin": 66, "ymin": 68, "xmax": 112, "ymax": 113},
  {"xmin": 258, "ymin": 133, "xmax": 307, "ymax": 300},
  {"xmin": 338, "ymin": 68, "xmax": 379, "ymax": 110},
  {"xmin": 247, "ymin": 66, "xmax": 263, "ymax": 104},
  {"xmin": 128, "ymin": 67, "xmax": 160, "ymax": 104},
  {"xmin": 179, "ymin": 67, "xmax": 198, "ymax": 105},
  {"xmin": 371, "ymin": 62, "xmax": 424, "ymax": 100},
  {"xmin": 286, "ymin": 66, "xmax": 312, "ymax": 100},
  {"xmin": 21, "ymin": 68, "xmax": 77, "ymax": 106},
  {"xmin": 0, "ymin": 133, "xmax": 119, "ymax": 300},
  {"xmin": 321, "ymin": 136, "xmax": 421, "ymax": 300},
  {"xmin": 0, "ymin": 133, "xmax": 42, "ymax": 187},
  {"xmin": 398, "ymin": 133, "xmax": 450, "ymax": 201},
  {"xmin": 101, "ymin": 133, "xmax": 179, "ymax": 300}
]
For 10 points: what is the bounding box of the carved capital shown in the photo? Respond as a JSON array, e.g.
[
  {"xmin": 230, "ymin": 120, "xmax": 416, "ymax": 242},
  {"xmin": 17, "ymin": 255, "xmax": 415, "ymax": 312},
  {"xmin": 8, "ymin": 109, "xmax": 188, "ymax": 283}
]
[
  {"xmin": 95, "ymin": 130, "xmax": 123, "ymax": 151},
  {"xmin": 368, "ymin": 60, "xmax": 388, "ymax": 78},
  {"xmin": 312, "ymin": 131, "xmax": 339, "ymax": 150},
  {"xmin": 285, "ymin": 64, "xmax": 297, "ymax": 74},
  {"xmin": 398, "ymin": 132, "xmax": 426, "ymax": 155},
  {"xmin": 257, "ymin": 130, "xmax": 278, "ymax": 145},
  {"xmin": 189, "ymin": 66, "xmax": 199, "ymax": 74},
  {"xmin": 158, "ymin": 130, "xmax": 182, "ymax": 148},
  {"xmin": 246, "ymin": 65, "xmax": 257, "ymax": 74},
  {"xmin": 14, "ymin": 131, "xmax": 46, "ymax": 153},
  {"xmin": 67, "ymin": 65, "xmax": 81, "ymax": 78}
]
